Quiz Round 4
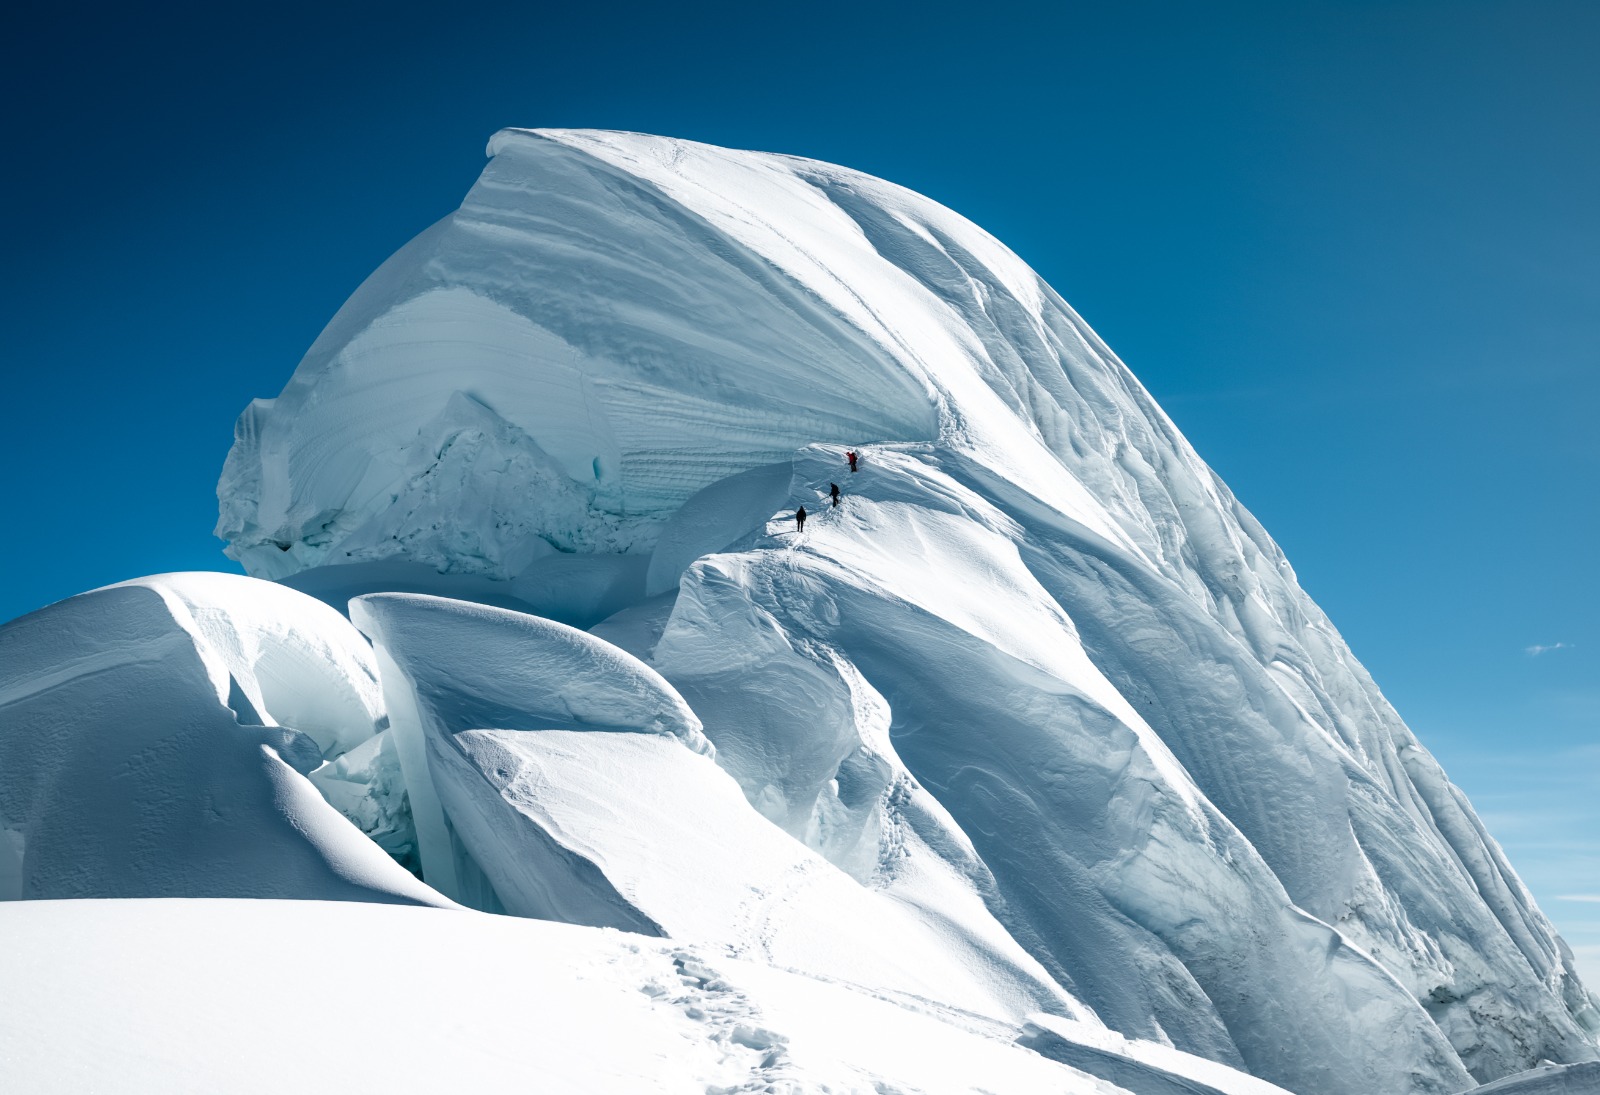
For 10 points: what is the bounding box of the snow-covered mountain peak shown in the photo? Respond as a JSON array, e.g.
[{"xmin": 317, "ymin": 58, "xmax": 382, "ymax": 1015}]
[
  {"xmin": 5, "ymin": 129, "xmax": 1594, "ymax": 1093},
  {"xmin": 204, "ymin": 130, "xmax": 1600, "ymax": 1091},
  {"xmin": 216, "ymin": 127, "xmax": 1163, "ymax": 582}
]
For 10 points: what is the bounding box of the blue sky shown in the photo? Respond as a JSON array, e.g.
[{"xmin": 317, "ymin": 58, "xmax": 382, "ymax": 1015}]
[{"xmin": 4, "ymin": 1, "xmax": 1595, "ymax": 977}]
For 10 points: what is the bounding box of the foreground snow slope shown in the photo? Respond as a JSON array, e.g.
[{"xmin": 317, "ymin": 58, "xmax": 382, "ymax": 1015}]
[
  {"xmin": 0, "ymin": 899, "xmax": 1293, "ymax": 1095},
  {"xmin": 209, "ymin": 129, "xmax": 1597, "ymax": 1090}
]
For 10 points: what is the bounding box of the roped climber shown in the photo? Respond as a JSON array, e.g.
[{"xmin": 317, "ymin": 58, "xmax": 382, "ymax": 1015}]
[
  {"xmin": 829, "ymin": 483, "xmax": 841, "ymax": 507},
  {"xmin": 796, "ymin": 506, "xmax": 807, "ymax": 531},
  {"xmin": 846, "ymin": 450, "xmax": 858, "ymax": 473}
]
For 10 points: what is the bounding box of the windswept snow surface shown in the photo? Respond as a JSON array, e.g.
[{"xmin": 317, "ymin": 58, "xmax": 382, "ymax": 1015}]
[
  {"xmin": 1468, "ymin": 1062, "xmax": 1600, "ymax": 1094},
  {"xmin": 0, "ymin": 573, "xmax": 442, "ymax": 906},
  {"xmin": 199, "ymin": 128, "xmax": 1599, "ymax": 1092},
  {"xmin": 349, "ymin": 591, "xmax": 710, "ymax": 915},
  {"xmin": 350, "ymin": 591, "xmax": 1083, "ymax": 1025},
  {"xmin": 0, "ymin": 898, "xmax": 1173, "ymax": 1095}
]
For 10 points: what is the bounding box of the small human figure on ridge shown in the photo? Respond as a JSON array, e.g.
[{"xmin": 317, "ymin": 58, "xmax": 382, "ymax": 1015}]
[
  {"xmin": 796, "ymin": 506, "xmax": 807, "ymax": 532},
  {"xmin": 829, "ymin": 483, "xmax": 841, "ymax": 507},
  {"xmin": 846, "ymin": 450, "xmax": 858, "ymax": 473}
]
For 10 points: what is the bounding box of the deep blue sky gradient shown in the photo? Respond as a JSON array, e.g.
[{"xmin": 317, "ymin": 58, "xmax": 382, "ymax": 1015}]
[{"xmin": 4, "ymin": 0, "xmax": 1596, "ymax": 973}]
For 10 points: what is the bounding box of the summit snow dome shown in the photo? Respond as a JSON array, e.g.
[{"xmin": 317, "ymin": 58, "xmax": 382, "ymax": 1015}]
[{"xmin": 216, "ymin": 128, "xmax": 1136, "ymax": 581}]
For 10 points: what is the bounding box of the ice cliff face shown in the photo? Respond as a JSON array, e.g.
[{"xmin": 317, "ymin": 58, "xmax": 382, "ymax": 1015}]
[{"xmin": 106, "ymin": 128, "xmax": 1599, "ymax": 1091}]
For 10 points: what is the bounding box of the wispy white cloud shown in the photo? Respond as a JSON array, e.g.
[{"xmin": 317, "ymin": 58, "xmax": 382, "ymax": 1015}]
[
  {"xmin": 1526, "ymin": 642, "xmax": 1574, "ymax": 656},
  {"xmin": 1555, "ymin": 894, "xmax": 1600, "ymax": 903}
]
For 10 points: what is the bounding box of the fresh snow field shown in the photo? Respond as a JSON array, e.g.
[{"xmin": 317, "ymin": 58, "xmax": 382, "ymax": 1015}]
[
  {"xmin": 3, "ymin": 129, "xmax": 1596, "ymax": 1093},
  {"xmin": 0, "ymin": 899, "xmax": 1169, "ymax": 1095}
]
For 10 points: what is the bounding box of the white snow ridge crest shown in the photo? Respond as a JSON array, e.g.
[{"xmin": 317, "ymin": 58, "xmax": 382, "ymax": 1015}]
[{"xmin": 1, "ymin": 129, "xmax": 1594, "ymax": 1094}]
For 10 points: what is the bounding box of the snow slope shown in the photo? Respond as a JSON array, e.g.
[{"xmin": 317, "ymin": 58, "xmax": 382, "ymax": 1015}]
[
  {"xmin": 634, "ymin": 444, "xmax": 1483, "ymax": 1095},
  {"xmin": 1470, "ymin": 1062, "xmax": 1600, "ymax": 1095},
  {"xmin": 0, "ymin": 573, "xmax": 441, "ymax": 906},
  {"xmin": 0, "ymin": 898, "xmax": 1172, "ymax": 1095},
  {"xmin": 350, "ymin": 590, "xmax": 1081, "ymax": 1025},
  {"xmin": 0, "ymin": 578, "xmax": 1290, "ymax": 1095}
]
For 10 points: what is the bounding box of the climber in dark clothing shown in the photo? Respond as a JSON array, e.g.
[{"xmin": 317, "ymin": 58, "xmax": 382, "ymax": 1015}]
[
  {"xmin": 796, "ymin": 506, "xmax": 807, "ymax": 531},
  {"xmin": 829, "ymin": 483, "xmax": 841, "ymax": 507},
  {"xmin": 846, "ymin": 450, "xmax": 858, "ymax": 473}
]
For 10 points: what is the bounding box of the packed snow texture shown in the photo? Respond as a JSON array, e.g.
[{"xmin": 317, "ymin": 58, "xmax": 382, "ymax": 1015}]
[
  {"xmin": 1469, "ymin": 1062, "xmax": 1600, "ymax": 1094},
  {"xmin": 349, "ymin": 591, "xmax": 710, "ymax": 915},
  {"xmin": 2, "ymin": 898, "xmax": 1304, "ymax": 1095},
  {"xmin": 0, "ymin": 573, "xmax": 442, "ymax": 906},
  {"xmin": 351, "ymin": 590, "xmax": 1081, "ymax": 1025}
]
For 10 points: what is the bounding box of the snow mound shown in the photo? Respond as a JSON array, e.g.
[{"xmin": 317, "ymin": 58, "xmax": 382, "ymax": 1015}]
[
  {"xmin": 646, "ymin": 461, "xmax": 792, "ymax": 596},
  {"xmin": 116, "ymin": 570, "xmax": 384, "ymax": 755},
  {"xmin": 349, "ymin": 592, "xmax": 708, "ymax": 909},
  {"xmin": 0, "ymin": 573, "xmax": 443, "ymax": 906},
  {"xmin": 348, "ymin": 589, "xmax": 1072, "ymax": 1021}
]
